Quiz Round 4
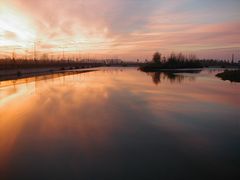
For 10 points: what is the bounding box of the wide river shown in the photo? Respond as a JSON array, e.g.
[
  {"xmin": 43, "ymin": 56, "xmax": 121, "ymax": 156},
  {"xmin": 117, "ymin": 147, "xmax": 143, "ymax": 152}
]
[{"xmin": 0, "ymin": 68, "xmax": 239, "ymax": 180}]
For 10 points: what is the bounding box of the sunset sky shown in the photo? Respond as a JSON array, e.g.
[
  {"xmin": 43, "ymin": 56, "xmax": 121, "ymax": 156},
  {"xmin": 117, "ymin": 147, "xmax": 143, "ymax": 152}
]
[{"xmin": 0, "ymin": 0, "xmax": 240, "ymax": 60}]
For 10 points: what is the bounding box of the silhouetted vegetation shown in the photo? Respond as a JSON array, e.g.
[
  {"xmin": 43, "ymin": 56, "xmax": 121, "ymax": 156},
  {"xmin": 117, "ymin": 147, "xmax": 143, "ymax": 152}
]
[
  {"xmin": 0, "ymin": 58, "xmax": 143, "ymax": 81},
  {"xmin": 216, "ymin": 70, "xmax": 240, "ymax": 82},
  {"xmin": 0, "ymin": 58, "xmax": 142, "ymax": 72},
  {"xmin": 0, "ymin": 59, "xmax": 104, "ymax": 70},
  {"xmin": 141, "ymin": 52, "xmax": 202, "ymax": 71},
  {"xmin": 152, "ymin": 52, "xmax": 161, "ymax": 64},
  {"xmin": 140, "ymin": 52, "xmax": 240, "ymax": 72}
]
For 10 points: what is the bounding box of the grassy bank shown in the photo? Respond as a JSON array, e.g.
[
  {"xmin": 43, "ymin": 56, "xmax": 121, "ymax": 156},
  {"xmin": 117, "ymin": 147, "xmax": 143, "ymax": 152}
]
[
  {"xmin": 0, "ymin": 68, "xmax": 96, "ymax": 82},
  {"xmin": 0, "ymin": 59, "xmax": 103, "ymax": 70},
  {"xmin": 0, "ymin": 59, "xmax": 104, "ymax": 81}
]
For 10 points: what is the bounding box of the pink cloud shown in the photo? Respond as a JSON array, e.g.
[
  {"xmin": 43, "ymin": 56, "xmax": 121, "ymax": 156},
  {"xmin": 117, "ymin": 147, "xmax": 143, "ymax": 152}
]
[{"xmin": 1, "ymin": 0, "xmax": 240, "ymax": 60}]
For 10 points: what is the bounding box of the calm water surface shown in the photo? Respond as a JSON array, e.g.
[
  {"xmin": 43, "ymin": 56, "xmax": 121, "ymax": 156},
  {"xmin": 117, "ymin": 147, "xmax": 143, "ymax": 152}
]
[{"xmin": 0, "ymin": 68, "xmax": 240, "ymax": 180}]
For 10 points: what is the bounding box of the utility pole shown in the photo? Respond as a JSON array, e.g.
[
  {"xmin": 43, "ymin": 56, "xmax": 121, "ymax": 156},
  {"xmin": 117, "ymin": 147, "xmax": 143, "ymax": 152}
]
[
  {"xmin": 12, "ymin": 48, "xmax": 16, "ymax": 61},
  {"xmin": 78, "ymin": 49, "xmax": 82, "ymax": 61},
  {"xmin": 62, "ymin": 47, "xmax": 65, "ymax": 60},
  {"xmin": 232, "ymin": 53, "xmax": 234, "ymax": 64},
  {"xmin": 34, "ymin": 42, "xmax": 36, "ymax": 61},
  {"xmin": 33, "ymin": 41, "xmax": 41, "ymax": 61},
  {"xmin": 25, "ymin": 50, "xmax": 28, "ymax": 60}
]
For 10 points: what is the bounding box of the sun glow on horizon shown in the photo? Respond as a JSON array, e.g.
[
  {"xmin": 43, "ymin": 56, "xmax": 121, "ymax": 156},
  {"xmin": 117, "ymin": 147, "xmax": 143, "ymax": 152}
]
[
  {"xmin": 0, "ymin": 2, "xmax": 36, "ymax": 50},
  {"xmin": 0, "ymin": 1, "xmax": 114, "ymax": 59}
]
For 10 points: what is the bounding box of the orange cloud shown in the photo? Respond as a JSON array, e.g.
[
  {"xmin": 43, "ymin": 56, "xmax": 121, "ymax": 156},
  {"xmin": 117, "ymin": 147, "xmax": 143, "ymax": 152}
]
[{"xmin": 3, "ymin": 31, "xmax": 17, "ymax": 40}]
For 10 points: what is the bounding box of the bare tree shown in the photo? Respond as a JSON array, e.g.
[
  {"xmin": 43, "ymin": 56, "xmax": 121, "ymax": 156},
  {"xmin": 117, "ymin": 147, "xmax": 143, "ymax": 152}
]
[{"xmin": 152, "ymin": 52, "xmax": 161, "ymax": 63}]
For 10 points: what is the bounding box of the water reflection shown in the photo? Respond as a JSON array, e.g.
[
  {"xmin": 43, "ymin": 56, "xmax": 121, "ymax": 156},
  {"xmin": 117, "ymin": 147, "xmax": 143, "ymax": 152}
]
[
  {"xmin": 145, "ymin": 70, "xmax": 201, "ymax": 85},
  {"xmin": 0, "ymin": 68, "xmax": 240, "ymax": 180},
  {"xmin": 147, "ymin": 72, "xmax": 185, "ymax": 85}
]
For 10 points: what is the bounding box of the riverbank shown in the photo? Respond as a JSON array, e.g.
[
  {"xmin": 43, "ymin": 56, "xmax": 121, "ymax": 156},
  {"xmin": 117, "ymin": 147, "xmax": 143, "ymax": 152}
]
[
  {"xmin": 139, "ymin": 62, "xmax": 203, "ymax": 72},
  {"xmin": 216, "ymin": 70, "xmax": 240, "ymax": 82},
  {"xmin": 0, "ymin": 67, "xmax": 96, "ymax": 82},
  {"xmin": 139, "ymin": 68, "xmax": 202, "ymax": 74}
]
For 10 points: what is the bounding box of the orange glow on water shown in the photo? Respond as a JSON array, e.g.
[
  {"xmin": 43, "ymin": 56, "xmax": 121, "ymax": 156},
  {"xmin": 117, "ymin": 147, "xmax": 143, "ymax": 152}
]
[{"xmin": 0, "ymin": 68, "xmax": 240, "ymax": 179}]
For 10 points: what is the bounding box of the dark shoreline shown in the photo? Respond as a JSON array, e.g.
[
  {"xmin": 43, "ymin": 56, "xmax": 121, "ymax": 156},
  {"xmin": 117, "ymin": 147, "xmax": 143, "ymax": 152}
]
[
  {"xmin": 0, "ymin": 68, "xmax": 96, "ymax": 82},
  {"xmin": 216, "ymin": 70, "xmax": 240, "ymax": 83},
  {"xmin": 139, "ymin": 68, "xmax": 203, "ymax": 74}
]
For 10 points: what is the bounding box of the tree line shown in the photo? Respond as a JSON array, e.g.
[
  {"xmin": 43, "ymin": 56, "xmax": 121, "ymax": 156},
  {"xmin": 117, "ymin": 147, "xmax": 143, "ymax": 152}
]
[{"xmin": 141, "ymin": 52, "xmax": 239, "ymax": 70}]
